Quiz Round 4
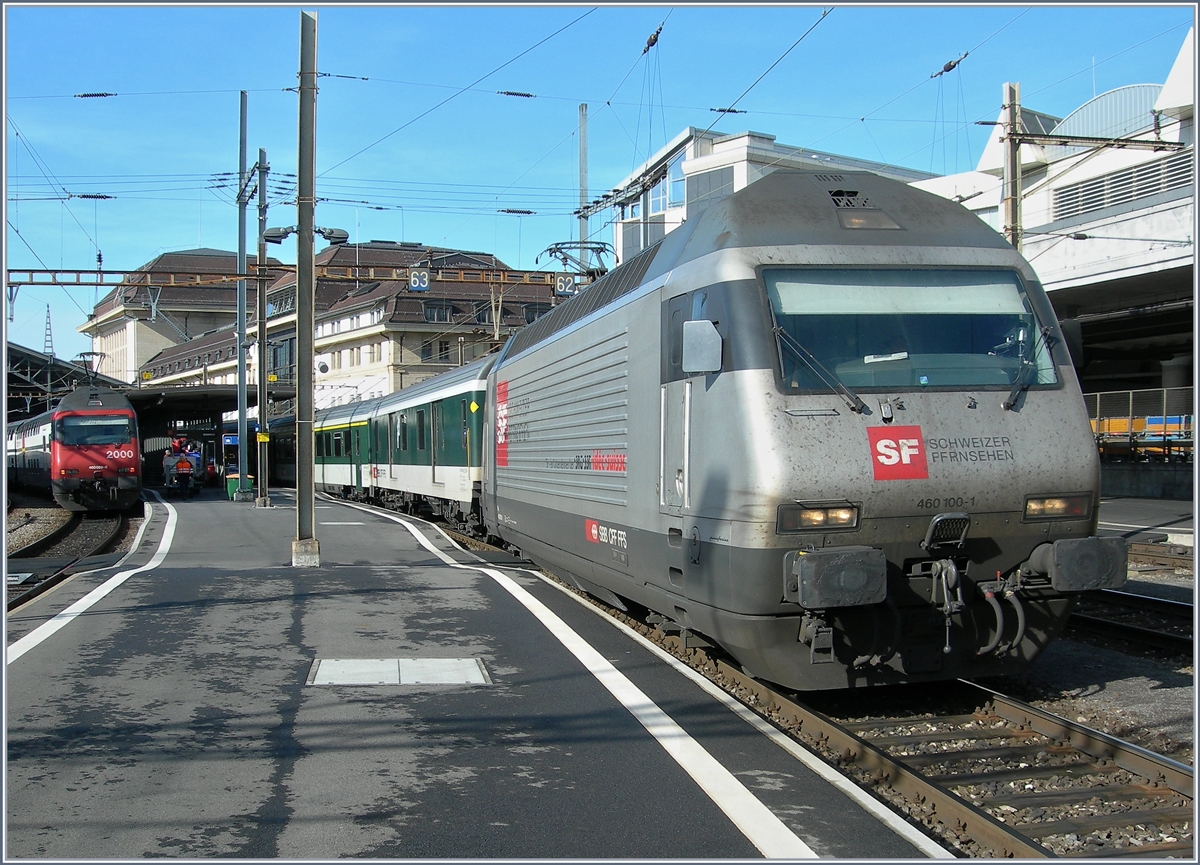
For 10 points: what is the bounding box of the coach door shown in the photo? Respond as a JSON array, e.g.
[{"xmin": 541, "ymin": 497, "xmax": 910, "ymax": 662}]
[
  {"xmin": 353, "ymin": 425, "xmax": 363, "ymax": 489},
  {"xmin": 431, "ymin": 402, "xmax": 442, "ymax": 485}
]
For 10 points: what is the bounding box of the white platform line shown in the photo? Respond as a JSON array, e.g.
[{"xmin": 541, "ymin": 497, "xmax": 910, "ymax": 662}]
[
  {"xmin": 7, "ymin": 494, "xmax": 179, "ymax": 665},
  {"xmin": 535, "ymin": 571, "xmax": 954, "ymax": 859},
  {"xmin": 332, "ymin": 499, "xmax": 816, "ymax": 859},
  {"xmin": 380, "ymin": 501, "xmax": 949, "ymax": 857}
]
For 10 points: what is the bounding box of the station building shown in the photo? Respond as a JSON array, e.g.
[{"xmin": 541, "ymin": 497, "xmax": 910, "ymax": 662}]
[
  {"xmin": 134, "ymin": 240, "xmax": 563, "ymax": 414},
  {"xmin": 75, "ymin": 248, "xmax": 283, "ymax": 384}
]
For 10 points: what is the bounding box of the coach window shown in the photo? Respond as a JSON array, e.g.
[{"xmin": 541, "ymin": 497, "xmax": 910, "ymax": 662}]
[
  {"xmin": 399, "ymin": 414, "xmax": 408, "ymax": 451},
  {"xmin": 461, "ymin": 399, "xmax": 469, "ymax": 449},
  {"xmin": 416, "ymin": 410, "xmax": 426, "ymax": 450},
  {"xmin": 316, "ymin": 433, "xmax": 324, "ymax": 457},
  {"xmin": 333, "ymin": 431, "xmax": 344, "ymax": 457}
]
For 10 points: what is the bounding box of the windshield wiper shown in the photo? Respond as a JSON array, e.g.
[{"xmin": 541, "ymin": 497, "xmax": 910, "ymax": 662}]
[
  {"xmin": 773, "ymin": 326, "xmax": 868, "ymax": 414},
  {"xmin": 1002, "ymin": 325, "xmax": 1053, "ymax": 411}
]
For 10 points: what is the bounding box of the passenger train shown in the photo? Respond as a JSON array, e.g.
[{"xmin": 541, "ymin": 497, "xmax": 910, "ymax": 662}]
[
  {"xmin": 6, "ymin": 387, "xmax": 143, "ymax": 513},
  {"xmin": 292, "ymin": 169, "xmax": 1127, "ymax": 691}
]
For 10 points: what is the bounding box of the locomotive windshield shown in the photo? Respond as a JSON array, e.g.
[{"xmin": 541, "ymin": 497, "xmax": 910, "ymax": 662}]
[
  {"xmin": 54, "ymin": 415, "xmax": 136, "ymax": 446},
  {"xmin": 763, "ymin": 268, "xmax": 1058, "ymax": 392}
]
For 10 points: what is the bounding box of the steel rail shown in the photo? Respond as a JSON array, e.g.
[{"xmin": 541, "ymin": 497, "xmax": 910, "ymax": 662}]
[
  {"xmin": 8, "ymin": 513, "xmax": 81, "ymax": 559},
  {"xmin": 6, "ymin": 515, "xmax": 126, "ymax": 611}
]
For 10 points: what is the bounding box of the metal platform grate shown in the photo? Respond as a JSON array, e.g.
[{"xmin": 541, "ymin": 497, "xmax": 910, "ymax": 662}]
[{"xmin": 306, "ymin": 658, "xmax": 491, "ymax": 686}]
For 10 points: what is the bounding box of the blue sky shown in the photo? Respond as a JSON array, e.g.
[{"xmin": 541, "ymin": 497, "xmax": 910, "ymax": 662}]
[{"xmin": 4, "ymin": 3, "xmax": 1194, "ymax": 363}]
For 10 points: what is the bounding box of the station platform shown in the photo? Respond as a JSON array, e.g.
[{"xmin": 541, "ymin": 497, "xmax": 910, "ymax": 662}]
[{"xmin": 5, "ymin": 490, "xmax": 946, "ymax": 859}]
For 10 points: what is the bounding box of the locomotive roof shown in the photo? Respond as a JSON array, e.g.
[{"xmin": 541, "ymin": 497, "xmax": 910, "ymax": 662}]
[
  {"xmin": 502, "ymin": 169, "xmax": 1015, "ymax": 363},
  {"xmin": 55, "ymin": 387, "xmax": 134, "ymax": 413}
]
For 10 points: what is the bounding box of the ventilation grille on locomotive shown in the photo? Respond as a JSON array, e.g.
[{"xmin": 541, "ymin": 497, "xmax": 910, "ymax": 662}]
[{"xmin": 504, "ymin": 239, "xmax": 663, "ymax": 360}]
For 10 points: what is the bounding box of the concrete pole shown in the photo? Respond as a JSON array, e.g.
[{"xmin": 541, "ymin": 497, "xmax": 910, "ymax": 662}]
[
  {"xmin": 235, "ymin": 90, "xmax": 253, "ymax": 500},
  {"xmin": 1002, "ymin": 82, "xmax": 1022, "ymax": 252},
  {"xmin": 293, "ymin": 10, "xmax": 319, "ymax": 566},
  {"xmin": 256, "ymin": 148, "xmax": 271, "ymax": 507},
  {"xmin": 578, "ymin": 103, "xmax": 588, "ymax": 246}
]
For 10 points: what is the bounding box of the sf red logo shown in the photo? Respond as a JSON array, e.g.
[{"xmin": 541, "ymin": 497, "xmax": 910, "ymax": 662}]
[
  {"xmin": 867, "ymin": 426, "xmax": 928, "ymax": 480},
  {"xmin": 584, "ymin": 519, "xmax": 600, "ymax": 543}
]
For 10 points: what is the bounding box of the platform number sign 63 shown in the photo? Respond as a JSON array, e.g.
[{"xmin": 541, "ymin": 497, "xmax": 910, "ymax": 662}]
[{"xmin": 409, "ymin": 268, "xmax": 431, "ymax": 292}]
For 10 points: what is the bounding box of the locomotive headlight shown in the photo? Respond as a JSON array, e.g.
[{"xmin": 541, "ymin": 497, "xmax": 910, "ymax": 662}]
[
  {"xmin": 777, "ymin": 504, "xmax": 859, "ymax": 533},
  {"xmin": 1024, "ymin": 495, "xmax": 1091, "ymax": 520}
]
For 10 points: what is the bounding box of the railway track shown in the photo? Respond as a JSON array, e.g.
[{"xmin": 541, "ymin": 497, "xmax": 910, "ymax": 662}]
[
  {"xmin": 1126, "ymin": 542, "xmax": 1194, "ymax": 574},
  {"xmin": 649, "ymin": 629, "xmax": 1193, "ymax": 858},
  {"xmin": 1069, "ymin": 589, "xmax": 1193, "ymax": 655},
  {"xmin": 437, "ymin": 522, "xmax": 1193, "ymax": 858},
  {"xmin": 6, "ymin": 513, "xmax": 127, "ymax": 611}
]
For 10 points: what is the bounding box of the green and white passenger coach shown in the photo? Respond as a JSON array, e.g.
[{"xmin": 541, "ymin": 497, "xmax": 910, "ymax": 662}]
[{"xmin": 314, "ymin": 356, "xmax": 490, "ymax": 526}]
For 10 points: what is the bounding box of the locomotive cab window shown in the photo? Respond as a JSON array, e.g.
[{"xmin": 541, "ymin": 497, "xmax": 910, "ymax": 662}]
[
  {"xmin": 54, "ymin": 415, "xmax": 136, "ymax": 446},
  {"xmin": 762, "ymin": 268, "xmax": 1058, "ymax": 392}
]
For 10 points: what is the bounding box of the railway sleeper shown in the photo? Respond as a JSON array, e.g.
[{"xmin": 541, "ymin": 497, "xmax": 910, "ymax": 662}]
[
  {"xmin": 864, "ymin": 727, "xmax": 1041, "ymax": 747},
  {"xmin": 897, "ymin": 741, "xmax": 1076, "ymax": 766},
  {"xmin": 1069, "ymin": 839, "xmax": 1195, "ymax": 858},
  {"xmin": 1018, "ymin": 805, "xmax": 1195, "ymax": 839},
  {"xmin": 981, "ymin": 782, "xmax": 1186, "ymax": 809},
  {"xmin": 930, "ymin": 759, "xmax": 1119, "ymax": 786}
]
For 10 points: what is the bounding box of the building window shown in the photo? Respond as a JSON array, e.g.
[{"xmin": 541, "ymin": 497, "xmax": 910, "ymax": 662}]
[
  {"xmin": 267, "ymin": 288, "xmax": 296, "ymax": 316},
  {"xmin": 420, "ymin": 340, "xmax": 452, "ymax": 363},
  {"xmin": 524, "ymin": 303, "xmax": 551, "ymax": 324},
  {"xmin": 424, "ymin": 301, "xmax": 453, "ymax": 322},
  {"xmin": 649, "ymin": 178, "xmax": 666, "ymax": 214},
  {"xmin": 668, "ymin": 153, "xmax": 686, "ymax": 207},
  {"xmin": 475, "ymin": 302, "xmax": 493, "ymax": 325}
]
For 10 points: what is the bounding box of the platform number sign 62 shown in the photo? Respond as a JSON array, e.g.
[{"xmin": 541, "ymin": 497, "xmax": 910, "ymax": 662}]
[
  {"xmin": 554, "ymin": 273, "xmax": 578, "ymax": 297},
  {"xmin": 409, "ymin": 268, "xmax": 431, "ymax": 292}
]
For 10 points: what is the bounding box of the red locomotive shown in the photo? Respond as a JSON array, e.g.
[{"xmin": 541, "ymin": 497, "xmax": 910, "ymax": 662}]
[{"xmin": 6, "ymin": 387, "xmax": 143, "ymax": 512}]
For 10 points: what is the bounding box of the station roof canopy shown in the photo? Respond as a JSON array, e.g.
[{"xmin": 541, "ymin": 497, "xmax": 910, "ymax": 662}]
[{"xmin": 125, "ymin": 384, "xmax": 297, "ymax": 438}]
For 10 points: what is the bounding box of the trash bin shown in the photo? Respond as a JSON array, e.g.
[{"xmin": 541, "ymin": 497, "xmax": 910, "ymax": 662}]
[{"xmin": 226, "ymin": 474, "xmax": 254, "ymax": 500}]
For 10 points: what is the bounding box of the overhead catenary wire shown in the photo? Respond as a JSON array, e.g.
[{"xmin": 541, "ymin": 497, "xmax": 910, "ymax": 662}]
[
  {"xmin": 7, "ymin": 115, "xmax": 101, "ymax": 254},
  {"xmin": 693, "ymin": 8, "xmax": 833, "ymax": 145},
  {"xmin": 6, "ymin": 219, "xmax": 92, "ymax": 316},
  {"xmin": 321, "ymin": 7, "xmax": 597, "ymax": 177}
]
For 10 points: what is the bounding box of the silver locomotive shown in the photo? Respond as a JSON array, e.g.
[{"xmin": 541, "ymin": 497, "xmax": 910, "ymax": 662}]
[{"xmin": 481, "ymin": 169, "xmax": 1126, "ymax": 691}]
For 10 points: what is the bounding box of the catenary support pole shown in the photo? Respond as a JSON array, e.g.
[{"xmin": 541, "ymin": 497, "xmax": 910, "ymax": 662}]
[
  {"xmin": 1002, "ymin": 81, "xmax": 1022, "ymax": 252},
  {"xmin": 256, "ymin": 147, "xmax": 271, "ymax": 507},
  {"xmin": 578, "ymin": 103, "xmax": 588, "ymax": 246},
  {"xmin": 235, "ymin": 90, "xmax": 253, "ymax": 500},
  {"xmin": 293, "ymin": 10, "xmax": 319, "ymax": 566}
]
